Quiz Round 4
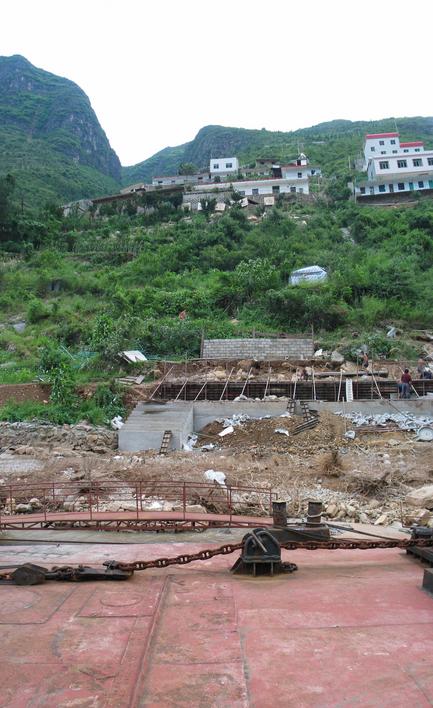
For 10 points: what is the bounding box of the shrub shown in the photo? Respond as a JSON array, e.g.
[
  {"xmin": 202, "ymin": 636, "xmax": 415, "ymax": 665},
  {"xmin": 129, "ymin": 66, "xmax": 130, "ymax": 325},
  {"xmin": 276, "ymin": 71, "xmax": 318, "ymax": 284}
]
[{"xmin": 27, "ymin": 298, "xmax": 50, "ymax": 323}]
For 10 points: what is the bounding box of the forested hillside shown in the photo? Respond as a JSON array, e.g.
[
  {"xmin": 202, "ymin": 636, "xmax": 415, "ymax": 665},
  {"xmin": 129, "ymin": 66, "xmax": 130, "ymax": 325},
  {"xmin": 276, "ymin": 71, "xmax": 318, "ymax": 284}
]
[{"xmin": 0, "ymin": 55, "xmax": 121, "ymax": 207}]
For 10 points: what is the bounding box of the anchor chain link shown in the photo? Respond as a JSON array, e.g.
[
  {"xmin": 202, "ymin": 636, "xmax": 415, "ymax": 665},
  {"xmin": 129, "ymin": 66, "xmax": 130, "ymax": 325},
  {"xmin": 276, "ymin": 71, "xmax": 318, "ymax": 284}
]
[{"xmin": 108, "ymin": 536, "xmax": 433, "ymax": 573}]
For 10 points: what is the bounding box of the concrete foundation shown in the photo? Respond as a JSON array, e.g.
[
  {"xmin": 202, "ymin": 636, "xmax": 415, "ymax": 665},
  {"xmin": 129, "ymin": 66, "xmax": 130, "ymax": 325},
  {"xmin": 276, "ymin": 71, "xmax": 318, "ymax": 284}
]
[
  {"xmin": 119, "ymin": 399, "xmax": 433, "ymax": 452},
  {"xmin": 118, "ymin": 402, "xmax": 193, "ymax": 452}
]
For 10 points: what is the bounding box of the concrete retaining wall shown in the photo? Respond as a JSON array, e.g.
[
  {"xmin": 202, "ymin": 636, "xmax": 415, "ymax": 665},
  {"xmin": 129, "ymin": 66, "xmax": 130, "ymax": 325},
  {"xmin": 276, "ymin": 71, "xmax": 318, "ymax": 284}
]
[
  {"xmin": 202, "ymin": 338, "xmax": 314, "ymax": 360},
  {"xmin": 118, "ymin": 402, "xmax": 193, "ymax": 452},
  {"xmin": 119, "ymin": 399, "xmax": 433, "ymax": 452},
  {"xmin": 193, "ymin": 401, "xmax": 288, "ymax": 431}
]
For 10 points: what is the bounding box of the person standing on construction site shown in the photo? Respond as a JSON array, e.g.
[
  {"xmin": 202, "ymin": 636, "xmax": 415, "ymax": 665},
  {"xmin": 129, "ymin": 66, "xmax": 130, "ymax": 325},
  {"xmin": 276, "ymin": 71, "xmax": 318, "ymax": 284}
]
[
  {"xmin": 362, "ymin": 352, "xmax": 369, "ymax": 370},
  {"xmin": 399, "ymin": 369, "xmax": 412, "ymax": 399}
]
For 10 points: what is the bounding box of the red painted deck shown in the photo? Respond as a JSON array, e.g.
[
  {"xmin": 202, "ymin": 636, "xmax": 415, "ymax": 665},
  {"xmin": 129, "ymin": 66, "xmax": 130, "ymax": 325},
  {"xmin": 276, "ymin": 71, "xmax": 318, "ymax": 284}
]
[{"xmin": 0, "ymin": 541, "xmax": 433, "ymax": 706}]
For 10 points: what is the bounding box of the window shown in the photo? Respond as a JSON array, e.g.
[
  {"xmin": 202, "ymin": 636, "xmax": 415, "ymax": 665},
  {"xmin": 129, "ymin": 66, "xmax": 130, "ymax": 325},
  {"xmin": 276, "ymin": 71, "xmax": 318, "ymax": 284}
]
[
  {"xmin": 381, "ymin": 151, "xmax": 386, "ymax": 154},
  {"xmin": 297, "ymin": 172, "xmax": 303, "ymax": 178},
  {"xmin": 398, "ymin": 183, "xmax": 405, "ymax": 190},
  {"xmin": 171, "ymin": 180, "xmax": 175, "ymax": 183},
  {"xmin": 415, "ymin": 148, "xmax": 420, "ymax": 153},
  {"xmin": 213, "ymin": 163, "xmax": 219, "ymax": 169},
  {"xmin": 389, "ymin": 184, "xmax": 394, "ymax": 193},
  {"xmin": 397, "ymin": 160, "xmax": 407, "ymax": 168},
  {"xmin": 390, "ymin": 139, "xmax": 396, "ymax": 145},
  {"xmin": 198, "ymin": 176, "xmax": 203, "ymax": 180},
  {"xmin": 298, "ymin": 187, "xmax": 304, "ymax": 194},
  {"xmin": 428, "ymin": 158, "xmax": 433, "ymax": 166},
  {"xmin": 290, "ymin": 186, "xmax": 296, "ymax": 193},
  {"xmin": 238, "ymin": 190, "xmax": 245, "ymax": 196},
  {"xmin": 379, "ymin": 140, "xmax": 385, "ymax": 145},
  {"xmin": 272, "ymin": 185, "xmax": 280, "ymax": 194},
  {"xmin": 370, "ymin": 187, "xmax": 374, "ymax": 195},
  {"xmin": 418, "ymin": 181, "xmax": 424, "ymax": 188},
  {"xmin": 360, "ymin": 186, "xmax": 366, "ymax": 194},
  {"xmin": 370, "ymin": 147, "xmax": 376, "ymax": 152},
  {"xmin": 392, "ymin": 150, "xmax": 397, "ymax": 154},
  {"xmin": 379, "ymin": 161, "xmax": 389, "ymax": 169},
  {"xmin": 157, "ymin": 180, "xmax": 163, "ymax": 184},
  {"xmin": 379, "ymin": 185, "xmax": 386, "ymax": 192},
  {"xmin": 225, "ymin": 163, "xmax": 232, "ymax": 168},
  {"xmin": 413, "ymin": 158, "xmax": 423, "ymax": 167},
  {"xmin": 403, "ymin": 149, "xmax": 409, "ymax": 153},
  {"xmin": 252, "ymin": 188, "xmax": 259, "ymax": 196}
]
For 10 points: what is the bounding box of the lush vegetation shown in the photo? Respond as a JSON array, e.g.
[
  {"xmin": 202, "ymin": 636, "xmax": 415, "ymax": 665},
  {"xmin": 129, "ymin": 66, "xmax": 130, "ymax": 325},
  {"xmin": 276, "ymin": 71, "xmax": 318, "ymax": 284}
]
[{"xmin": 0, "ymin": 174, "xmax": 432, "ymax": 378}]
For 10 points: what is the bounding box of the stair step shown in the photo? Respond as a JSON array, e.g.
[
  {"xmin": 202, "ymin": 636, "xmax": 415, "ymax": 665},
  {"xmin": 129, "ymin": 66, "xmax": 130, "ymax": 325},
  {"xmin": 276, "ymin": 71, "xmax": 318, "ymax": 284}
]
[{"xmin": 159, "ymin": 430, "xmax": 173, "ymax": 454}]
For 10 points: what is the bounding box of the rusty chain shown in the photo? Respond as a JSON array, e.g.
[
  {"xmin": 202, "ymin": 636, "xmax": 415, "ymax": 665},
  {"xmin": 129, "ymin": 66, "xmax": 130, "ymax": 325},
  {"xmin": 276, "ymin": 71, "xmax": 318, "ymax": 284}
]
[{"xmin": 106, "ymin": 536, "xmax": 433, "ymax": 573}]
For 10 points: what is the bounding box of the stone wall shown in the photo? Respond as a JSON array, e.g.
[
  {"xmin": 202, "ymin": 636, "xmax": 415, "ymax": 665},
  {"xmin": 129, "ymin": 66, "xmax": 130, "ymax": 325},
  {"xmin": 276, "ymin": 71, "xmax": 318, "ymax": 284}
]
[
  {"xmin": 202, "ymin": 338, "xmax": 314, "ymax": 360},
  {"xmin": 0, "ymin": 422, "xmax": 117, "ymax": 452}
]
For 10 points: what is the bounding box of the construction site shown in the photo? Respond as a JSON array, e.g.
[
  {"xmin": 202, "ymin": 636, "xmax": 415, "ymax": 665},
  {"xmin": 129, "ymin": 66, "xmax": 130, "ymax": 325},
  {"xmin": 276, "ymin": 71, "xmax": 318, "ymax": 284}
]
[{"xmin": 1, "ymin": 336, "xmax": 433, "ymax": 706}]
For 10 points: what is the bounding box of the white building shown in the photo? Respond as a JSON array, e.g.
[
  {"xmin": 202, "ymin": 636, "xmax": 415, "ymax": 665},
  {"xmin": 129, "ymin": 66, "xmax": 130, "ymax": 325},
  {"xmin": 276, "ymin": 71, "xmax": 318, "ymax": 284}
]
[
  {"xmin": 193, "ymin": 175, "xmax": 309, "ymax": 197},
  {"xmin": 289, "ymin": 266, "xmax": 328, "ymax": 285},
  {"xmin": 355, "ymin": 133, "xmax": 433, "ymax": 198},
  {"xmin": 209, "ymin": 157, "xmax": 239, "ymax": 176},
  {"xmin": 152, "ymin": 173, "xmax": 212, "ymax": 187}
]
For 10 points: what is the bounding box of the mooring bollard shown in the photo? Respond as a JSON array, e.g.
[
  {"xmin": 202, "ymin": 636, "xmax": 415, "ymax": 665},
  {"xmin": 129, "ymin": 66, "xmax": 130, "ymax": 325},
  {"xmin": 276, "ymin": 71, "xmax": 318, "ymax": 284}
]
[
  {"xmin": 306, "ymin": 501, "xmax": 323, "ymax": 526},
  {"xmin": 272, "ymin": 500, "xmax": 288, "ymax": 527}
]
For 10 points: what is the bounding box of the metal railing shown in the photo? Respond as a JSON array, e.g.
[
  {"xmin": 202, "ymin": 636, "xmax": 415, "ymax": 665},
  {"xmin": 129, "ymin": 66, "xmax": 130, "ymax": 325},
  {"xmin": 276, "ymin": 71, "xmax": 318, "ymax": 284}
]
[{"xmin": 0, "ymin": 479, "xmax": 275, "ymax": 526}]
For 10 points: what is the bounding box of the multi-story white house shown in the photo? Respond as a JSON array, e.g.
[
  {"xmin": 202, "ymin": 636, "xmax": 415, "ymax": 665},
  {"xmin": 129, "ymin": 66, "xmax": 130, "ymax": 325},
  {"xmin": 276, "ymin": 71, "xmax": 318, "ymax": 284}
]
[
  {"xmin": 355, "ymin": 132, "xmax": 433, "ymax": 198},
  {"xmin": 196, "ymin": 154, "xmax": 318, "ymax": 197},
  {"xmin": 209, "ymin": 157, "xmax": 239, "ymax": 176}
]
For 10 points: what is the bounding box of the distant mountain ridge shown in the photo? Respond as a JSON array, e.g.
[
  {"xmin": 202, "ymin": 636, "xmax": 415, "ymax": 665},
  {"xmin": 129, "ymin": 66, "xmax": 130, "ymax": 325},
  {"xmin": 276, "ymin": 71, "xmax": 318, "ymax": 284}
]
[
  {"xmin": 122, "ymin": 117, "xmax": 433, "ymax": 186},
  {"xmin": 0, "ymin": 54, "xmax": 121, "ymax": 206},
  {"xmin": 1, "ymin": 55, "xmax": 433, "ymax": 204}
]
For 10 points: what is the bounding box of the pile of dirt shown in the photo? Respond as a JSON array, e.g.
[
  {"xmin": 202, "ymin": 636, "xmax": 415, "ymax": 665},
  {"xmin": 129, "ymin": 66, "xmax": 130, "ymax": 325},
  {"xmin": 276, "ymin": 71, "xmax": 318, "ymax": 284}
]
[{"xmin": 199, "ymin": 411, "xmax": 347, "ymax": 454}]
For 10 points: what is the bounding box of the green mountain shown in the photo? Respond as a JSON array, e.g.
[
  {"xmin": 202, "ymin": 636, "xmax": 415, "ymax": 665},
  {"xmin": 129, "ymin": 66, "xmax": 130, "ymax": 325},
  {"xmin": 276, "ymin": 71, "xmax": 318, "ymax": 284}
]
[
  {"xmin": 0, "ymin": 55, "xmax": 121, "ymax": 207},
  {"xmin": 122, "ymin": 118, "xmax": 433, "ymax": 185}
]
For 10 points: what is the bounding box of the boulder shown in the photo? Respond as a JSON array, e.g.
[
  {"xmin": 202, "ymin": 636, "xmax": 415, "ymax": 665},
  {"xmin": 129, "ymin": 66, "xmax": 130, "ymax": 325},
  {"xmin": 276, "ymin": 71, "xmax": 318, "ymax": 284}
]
[
  {"xmin": 326, "ymin": 504, "xmax": 338, "ymax": 517},
  {"xmin": 405, "ymin": 485, "xmax": 433, "ymax": 509},
  {"xmin": 185, "ymin": 504, "xmax": 207, "ymax": 514},
  {"xmin": 331, "ymin": 350, "xmax": 345, "ymax": 364},
  {"xmin": 15, "ymin": 503, "xmax": 32, "ymax": 513}
]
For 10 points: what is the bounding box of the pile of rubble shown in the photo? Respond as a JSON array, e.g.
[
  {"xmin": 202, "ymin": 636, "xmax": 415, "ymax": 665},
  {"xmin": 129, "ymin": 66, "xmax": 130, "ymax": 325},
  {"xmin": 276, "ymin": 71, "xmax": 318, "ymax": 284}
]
[
  {"xmin": 337, "ymin": 411, "xmax": 433, "ymax": 432},
  {"xmin": 199, "ymin": 411, "xmax": 346, "ymax": 454},
  {"xmin": 321, "ymin": 482, "xmax": 433, "ymax": 528}
]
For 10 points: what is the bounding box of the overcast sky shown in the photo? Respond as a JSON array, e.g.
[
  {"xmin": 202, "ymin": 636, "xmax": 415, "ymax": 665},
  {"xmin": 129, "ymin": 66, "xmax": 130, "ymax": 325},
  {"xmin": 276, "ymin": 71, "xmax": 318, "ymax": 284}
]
[{"xmin": 3, "ymin": 0, "xmax": 432, "ymax": 166}]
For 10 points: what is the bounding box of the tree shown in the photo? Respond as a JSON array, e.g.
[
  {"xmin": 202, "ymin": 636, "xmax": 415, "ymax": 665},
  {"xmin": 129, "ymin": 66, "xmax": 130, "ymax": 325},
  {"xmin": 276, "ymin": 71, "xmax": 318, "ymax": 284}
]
[
  {"xmin": 178, "ymin": 162, "xmax": 198, "ymax": 176},
  {"xmin": 0, "ymin": 174, "xmax": 15, "ymax": 224}
]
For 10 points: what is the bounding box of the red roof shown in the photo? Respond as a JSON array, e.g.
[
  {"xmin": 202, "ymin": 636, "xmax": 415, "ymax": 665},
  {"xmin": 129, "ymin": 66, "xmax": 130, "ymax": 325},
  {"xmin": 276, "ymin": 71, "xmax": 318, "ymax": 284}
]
[
  {"xmin": 365, "ymin": 132, "xmax": 399, "ymax": 139},
  {"xmin": 400, "ymin": 141, "xmax": 424, "ymax": 147}
]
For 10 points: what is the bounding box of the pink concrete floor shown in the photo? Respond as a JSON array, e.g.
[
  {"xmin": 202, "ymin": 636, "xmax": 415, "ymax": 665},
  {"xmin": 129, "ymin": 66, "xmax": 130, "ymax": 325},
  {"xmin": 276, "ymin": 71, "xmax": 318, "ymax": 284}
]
[{"xmin": 0, "ymin": 542, "xmax": 432, "ymax": 707}]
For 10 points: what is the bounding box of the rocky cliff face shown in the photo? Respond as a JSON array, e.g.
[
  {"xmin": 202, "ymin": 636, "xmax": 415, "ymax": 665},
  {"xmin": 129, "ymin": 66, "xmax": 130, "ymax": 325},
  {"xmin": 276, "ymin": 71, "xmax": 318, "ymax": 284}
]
[{"xmin": 0, "ymin": 55, "xmax": 121, "ymax": 183}]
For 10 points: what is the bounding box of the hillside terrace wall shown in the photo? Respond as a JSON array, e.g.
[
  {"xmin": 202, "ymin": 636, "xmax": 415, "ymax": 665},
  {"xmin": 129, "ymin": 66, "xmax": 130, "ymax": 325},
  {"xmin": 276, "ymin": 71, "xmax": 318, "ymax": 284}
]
[{"xmin": 201, "ymin": 338, "xmax": 314, "ymax": 360}]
